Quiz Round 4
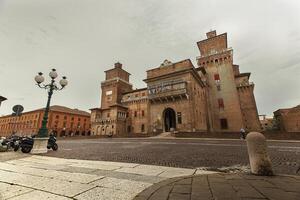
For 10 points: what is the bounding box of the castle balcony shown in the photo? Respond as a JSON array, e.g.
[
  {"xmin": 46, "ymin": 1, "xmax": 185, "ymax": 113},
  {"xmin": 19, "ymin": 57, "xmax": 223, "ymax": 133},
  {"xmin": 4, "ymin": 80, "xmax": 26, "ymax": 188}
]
[
  {"xmin": 237, "ymin": 82, "xmax": 254, "ymax": 89},
  {"xmin": 121, "ymin": 96, "xmax": 148, "ymax": 103},
  {"xmin": 93, "ymin": 118, "xmax": 113, "ymax": 124},
  {"xmin": 196, "ymin": 47, "xmax": 233, "ymax": 60},
  {"xmin": 148, "ymin": 81, "xmax": 188, "ymax": 103}
]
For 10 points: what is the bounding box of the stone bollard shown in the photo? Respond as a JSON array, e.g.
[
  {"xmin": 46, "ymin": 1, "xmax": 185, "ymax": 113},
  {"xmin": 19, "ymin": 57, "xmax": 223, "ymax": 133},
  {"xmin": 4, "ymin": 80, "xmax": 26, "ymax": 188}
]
[{"xmin": 246, "ymin": 132, "xmax": 273, "ymax": 176}]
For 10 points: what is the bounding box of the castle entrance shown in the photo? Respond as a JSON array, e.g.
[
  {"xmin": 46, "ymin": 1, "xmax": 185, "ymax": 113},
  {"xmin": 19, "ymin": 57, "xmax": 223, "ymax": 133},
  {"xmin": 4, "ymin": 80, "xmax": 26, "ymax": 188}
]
[{"xmin": 163, "ymin": 108, "xmax": 176, "ymax": 132}]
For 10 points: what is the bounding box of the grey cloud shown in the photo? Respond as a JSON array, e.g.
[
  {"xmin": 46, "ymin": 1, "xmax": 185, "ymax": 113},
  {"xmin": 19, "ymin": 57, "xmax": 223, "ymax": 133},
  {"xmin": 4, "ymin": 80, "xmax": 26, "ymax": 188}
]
[{"xmin": 0, "ymin": 0, "xmax": 299, "ymax": 117}]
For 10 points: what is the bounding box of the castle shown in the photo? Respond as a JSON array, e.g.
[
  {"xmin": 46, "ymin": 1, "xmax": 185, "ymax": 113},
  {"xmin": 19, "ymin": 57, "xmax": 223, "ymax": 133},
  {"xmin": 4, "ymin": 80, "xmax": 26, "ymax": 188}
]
[{"xmin": 90, "ymin": 30, "xmax": 261, "ymax": 136}]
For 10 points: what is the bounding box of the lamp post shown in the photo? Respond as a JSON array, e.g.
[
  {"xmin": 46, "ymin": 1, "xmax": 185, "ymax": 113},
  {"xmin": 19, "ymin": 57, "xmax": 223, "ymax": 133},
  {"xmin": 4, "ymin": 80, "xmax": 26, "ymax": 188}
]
[{"xmin": 31, "ymin": 69, "xmax": 68, "ymax": 154}]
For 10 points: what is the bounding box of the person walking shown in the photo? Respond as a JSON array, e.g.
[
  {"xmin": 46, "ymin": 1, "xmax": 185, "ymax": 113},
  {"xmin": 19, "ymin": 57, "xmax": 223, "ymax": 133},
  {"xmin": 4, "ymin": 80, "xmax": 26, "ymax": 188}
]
[{"xmin": 240, "ymin": 128, "xmax": 246, "ymax": 139}]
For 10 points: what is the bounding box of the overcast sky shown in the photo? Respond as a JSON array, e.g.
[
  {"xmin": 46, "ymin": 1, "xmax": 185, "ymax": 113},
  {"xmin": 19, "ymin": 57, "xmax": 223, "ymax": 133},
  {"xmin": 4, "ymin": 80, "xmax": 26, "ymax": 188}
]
[{"xmin": 0, "ymin": 0, "xmax": 299, "ymax": 117}]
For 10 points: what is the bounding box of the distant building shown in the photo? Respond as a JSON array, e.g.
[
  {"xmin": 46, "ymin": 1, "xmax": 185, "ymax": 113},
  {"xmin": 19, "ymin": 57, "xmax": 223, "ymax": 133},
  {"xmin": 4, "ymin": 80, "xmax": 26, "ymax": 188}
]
[
  {"xmin": 0, "ymin": 96, "xmax": 7, "ymax": 107},
  {"xmin": 274, "ymin": 105, "xmax": 300, "ymax": 133},
  {"xmin": 259, "ymin": 115, "xmax": 274, "ymax": 131},
  {"xmin": 90, "ymin": 30, "xmax": 261, "ymax": 136},
  {"xmin": 0, "ymin": 105, "xmax": 91, "ymax": 137}
]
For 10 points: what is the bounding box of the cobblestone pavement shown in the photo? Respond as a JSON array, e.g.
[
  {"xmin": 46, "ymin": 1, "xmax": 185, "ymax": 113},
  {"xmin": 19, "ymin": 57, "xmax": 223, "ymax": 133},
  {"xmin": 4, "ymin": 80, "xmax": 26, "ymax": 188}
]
[
  {"xmin": 134, "ymin": 173, "xmax": 300, "ymax": 200},
  {"xmin": 46, "ymin": 138, "xmax": 300, "ymax": 175}
]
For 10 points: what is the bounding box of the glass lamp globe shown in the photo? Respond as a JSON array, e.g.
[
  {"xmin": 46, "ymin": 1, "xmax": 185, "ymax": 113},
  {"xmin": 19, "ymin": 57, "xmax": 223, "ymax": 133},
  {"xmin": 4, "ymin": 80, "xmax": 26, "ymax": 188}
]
[
  {"xmin": 59, "ymin": 76, "xmax": 68, "ymax": 87},
  {"xmin": 34, "ymin": 72, "xmax": 45, "ymax": 84},
  {"xmin": 49, "ymin": 68, "xmax": 58, "ymax": 79}
]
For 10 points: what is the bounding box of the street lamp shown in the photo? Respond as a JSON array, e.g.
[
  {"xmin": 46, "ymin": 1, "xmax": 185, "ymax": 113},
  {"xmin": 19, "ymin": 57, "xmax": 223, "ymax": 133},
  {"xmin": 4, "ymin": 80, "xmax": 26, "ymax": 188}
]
[
  {"xmin": 34, "ymin": 69, "xmax": 68, "ymax": 138},
  {"xmin": 31, "ymin": 69, "xmax": 67, "ymax": 154}
]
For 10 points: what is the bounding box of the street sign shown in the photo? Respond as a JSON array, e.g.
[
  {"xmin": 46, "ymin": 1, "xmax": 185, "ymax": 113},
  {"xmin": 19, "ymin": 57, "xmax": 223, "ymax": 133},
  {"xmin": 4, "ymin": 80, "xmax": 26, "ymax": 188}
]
[{"xmin": 12, "ymin": 105, "xmax": 24, "ymax": 116}]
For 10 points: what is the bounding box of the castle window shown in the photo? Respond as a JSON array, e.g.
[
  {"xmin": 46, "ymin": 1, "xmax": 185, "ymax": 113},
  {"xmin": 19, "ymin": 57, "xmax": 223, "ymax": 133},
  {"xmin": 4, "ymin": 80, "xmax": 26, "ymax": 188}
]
[
  {"xmin": 106, "ymin": 90, "xmax": 112, "ymax": 95},
  {"xmin": 142, "ymin": 110, "xmax": 145, "ymax": 117},
  {"xmin": 141, "ymin": 124, "xmax": 145, "ymax": 132},
  {"xmin": 220, "ymin": 118, "xmax": 228, "ymax": 129},
  {"xmin": 142, "ymin": 92, "xmax": 145, "ymax": 96},
  {"xmin": 127, "ymin": 126, "xmax": 131, "ymax": 133},
  {"xmin": 107, "ymin": 113, "xmax": 110, "ymax": 118},
  {"xmin": 214, "ymin": 74, "xmax": 220, "ymax": 81},
  {"xmin": 134, "ymin": 111, "xmax": 137, "ymax": 117},
  {"xmin": 55, "ymin": 115, "xmax": 59, "ymax": 119},
  {"xmin": 215, "ymin": 59, "xmax": 218, "ymax": 63},
  {"xmin": 177, "ymin": 112, "xmax": 182, "ymax": 124},
  {"xmin": 218, "ymin": 98, "xmax": 224, "ymax": 109}
]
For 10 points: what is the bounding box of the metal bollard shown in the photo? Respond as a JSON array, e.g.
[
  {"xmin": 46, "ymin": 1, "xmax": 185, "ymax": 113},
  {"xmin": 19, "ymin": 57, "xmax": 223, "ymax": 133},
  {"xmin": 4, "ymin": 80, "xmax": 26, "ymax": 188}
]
[{"xmin": 246, "ymin": 132, "xmax": 273, "ymax": 176}]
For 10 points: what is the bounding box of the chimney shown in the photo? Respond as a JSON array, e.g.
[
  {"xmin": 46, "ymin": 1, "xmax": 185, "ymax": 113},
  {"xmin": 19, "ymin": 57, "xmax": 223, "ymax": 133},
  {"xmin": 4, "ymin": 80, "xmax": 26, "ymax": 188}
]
[
  {"xmin": 114, "ymin": 62, "xmax": 122, "ymax": 69},
  {"xmin": 206, "ymin": 30, "xmax": 217, "ymax": 39}
]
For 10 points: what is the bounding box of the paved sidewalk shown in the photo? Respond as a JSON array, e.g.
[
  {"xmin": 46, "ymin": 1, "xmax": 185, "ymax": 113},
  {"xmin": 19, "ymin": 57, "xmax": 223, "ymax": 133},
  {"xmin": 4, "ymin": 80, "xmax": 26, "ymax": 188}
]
[
  {"xmin": 134, "ymin": 173, "xmax": 300, "ymax": 200},
  {"xmin": 0, "ymin": 153, "xmax": 214, "ymax": 200},
  {"xmin": 1, "ymin": 153, "xmax": 299, "ymax": 200}
]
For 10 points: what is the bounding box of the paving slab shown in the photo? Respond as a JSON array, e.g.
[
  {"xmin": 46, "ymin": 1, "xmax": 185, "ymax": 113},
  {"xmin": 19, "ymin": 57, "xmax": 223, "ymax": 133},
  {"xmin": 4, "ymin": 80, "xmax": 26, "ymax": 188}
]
[
  {"xmin": 0, "ymin": 170, "xmax": 94, "ymax": 197},
  {"xmin": 0, "ymin": 182, "xmax": 33, "ymax": 199},
  {"xmin": 90, "ymin": 177, "xmax": 152, "ymax": 193},
  {"xmin": 116, "ymin": 167, "xmax": 164, "ymax": 176},
  {"xmin": 9, "ymin": 190, "xmax": 72, "ymax": 200},
  {"xmin": 69, "ymin": 162, "xmax": 121, "ymax": 171},
  {"xmin": 90, "ymin": 169, "xmax": 165, "ymax": 183},
  {"xmin": 158, "ymin": 168, "xmax": 196, "ymax": 178},
  {"xmin": 74, "ymin": 187, "xmax": 136, "ymax": 200},
  {"xmin": 0, "ymin": 162, "xmax": 103, "ymax": 184}
]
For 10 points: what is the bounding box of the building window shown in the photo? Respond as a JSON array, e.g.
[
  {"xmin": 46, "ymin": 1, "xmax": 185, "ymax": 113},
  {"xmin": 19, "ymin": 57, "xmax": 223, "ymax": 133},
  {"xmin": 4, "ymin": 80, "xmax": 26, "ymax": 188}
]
[
  {"xmin": 142, "ymin": 92, "xmax": 145, "ymax": 96},
  {"xmin": 64, "ymin": 115, "xmax": 67, "ymax": 120},
  {"xmin": 107, "ymin": 113, "xmax": 110, "ymax": 118},
  {"xmin": 141, "ymin": 124, "xmax": 145, "ymax": 132},
  {"xmin": 142, "ymin": 110, "xmax": 145, "ymax": 117},
  {"xmin": 177, "ymin": 112, "xmax": 182, "ymax": 124},
  {"xmin": 214, "ymin": 74, "xmax": 220, "ymax": 81},
  {"xmin": 217, "ymin": 85, "xmax": 221, "ymax": 91},
  {"xmin": 55, "ymin": 115, "xmax": 59, "ymax": 119},
  {"xmin": 134, "ymin": 111, "xmax": 137, "ymax": 117},
  {"xmin": 220, "ymin": 118, "xmax": 228, "ymax": 129},
  {"xmin": 218, "ymin": 98, "xmax": 224, "ymax": 109}
]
